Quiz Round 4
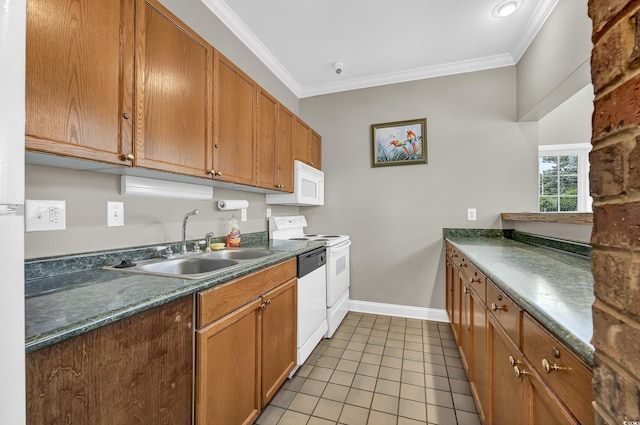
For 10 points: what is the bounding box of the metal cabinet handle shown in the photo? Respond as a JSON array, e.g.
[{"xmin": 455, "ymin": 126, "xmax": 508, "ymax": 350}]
[
  {"xmin": 209, "ymin": 170, "xmax": 223, "ymax": 176},
  {"xmin": 464, "ymin": 286, "xmax": 470, "ymax": 295},
  {"xmin": 513, "ymin": 365, "xmax": 529, "ymax": 378},
  {"xmin": 122, "ymin": 112, "xmax": 130, "ymax": 119},
  {"xmin": 491, "ymin": 303, "xmax": 503, "ymax": 311},
  {"xmin": 542, "ymin": 358, "xmax": 567, "ymax": 374},
  {"xmin": 509, "ymin": 356, "xmax": 521, "ymax": 367},
  {"xmin": 124, "ymin": 153, "xmax": 134, "ymax": 162}
]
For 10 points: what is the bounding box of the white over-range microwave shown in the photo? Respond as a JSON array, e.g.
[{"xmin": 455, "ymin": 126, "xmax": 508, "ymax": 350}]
[{"xmin": 266, "ymin": 160, "xmax": 324, "ymax": 206}]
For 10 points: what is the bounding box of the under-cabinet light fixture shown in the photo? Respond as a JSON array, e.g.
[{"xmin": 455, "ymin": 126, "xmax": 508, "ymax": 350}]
[
  {"xmin": 121, "ymin": 176, "xmax": 213, "ymax": 200},
  {"xmin": 491, "ymin": 0, "xmax": 523, "ymax": 18}
]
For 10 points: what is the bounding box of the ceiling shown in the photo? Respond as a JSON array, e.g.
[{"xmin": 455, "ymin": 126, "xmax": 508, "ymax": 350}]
[{"xmin": 200, "ymin": 0, "xmax": 559, "ymax": 98}]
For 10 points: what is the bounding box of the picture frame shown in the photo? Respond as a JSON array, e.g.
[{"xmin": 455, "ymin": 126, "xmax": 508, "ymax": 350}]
[{"xmin": 371, "ymin": 118, "xmax": 427, "ymax": 167}]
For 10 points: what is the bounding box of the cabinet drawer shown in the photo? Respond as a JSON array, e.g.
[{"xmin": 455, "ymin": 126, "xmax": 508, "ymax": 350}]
[
  {"xmin": 460, "ymin": 261, "xmax": 486, "ymax": 304},
  {"xmin": 522, "ymin": 313, "xmax": 593, "ymax": 425},
  {"xmin": 487, "ymin": 279, "xmax": 521, "ymax": 345},
  {"xmin": 445, "ymin": 243, "xmax": 459, "ymax": 262},
  {"xmin": 197, "ymin": 258, "xmax": 296, "ymax": 328}
]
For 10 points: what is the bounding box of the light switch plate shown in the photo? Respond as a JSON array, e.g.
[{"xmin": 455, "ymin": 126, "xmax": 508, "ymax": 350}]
[
  {"xmin": 467, "ymin": 208, "xmax": 477, "ymax": 221},
  {"xmin": 25, "ymin": 199, "xmax": 66, "ymax": 232},
  {"xmin": 107, "ymin": 201, "xmax": 124, "ymax": 227}
]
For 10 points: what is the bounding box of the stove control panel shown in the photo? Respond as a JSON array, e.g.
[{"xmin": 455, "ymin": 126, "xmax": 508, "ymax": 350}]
[{"xmin": 270, "ymin": 215, "xmax": 307, "ymax": 230}]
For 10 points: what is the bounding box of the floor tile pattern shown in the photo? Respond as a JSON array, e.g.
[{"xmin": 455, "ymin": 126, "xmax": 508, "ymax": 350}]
[{"xmin": 255, "ymin": 312, "xmax": 481, "ymax": 425}]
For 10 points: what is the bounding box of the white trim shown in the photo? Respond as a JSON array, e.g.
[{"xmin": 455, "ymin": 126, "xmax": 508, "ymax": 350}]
[
  {"xmin": 199, "ymin": 0, "xmax": 302, "ymax": 97},
  {"xmin": 349, "ymin": 300, "xmax": 449, "ymax": 323},
  {"xmin": 300, "ymin": 54, "xmax": 515, "ymax": 98},
  {"xmin": 511, "ymin": 0, "xmax": 559, "ymax": 62},
  {"xmin": 199, "ymin": 0, "xmax": 557, "ymax": 99}
]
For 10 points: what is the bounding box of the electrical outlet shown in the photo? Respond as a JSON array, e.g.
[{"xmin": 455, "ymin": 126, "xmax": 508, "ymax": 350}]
[
  {"xmin": 107, "ymin": 201, "xmax": 124, "ymax": 227},
  {"xmin": 467, "ymin": 208, "xmax": 477, "ymax": 221},
  {"xmin": 266, "ymin": 208, "xmax": 271, "ymax": 218},
  {"xmin": 26, "ymin": 200, "xmax": 66, "ymax": 232},
  {"xmin": 241, "ymin": 208, "xmax": 247, "ymax": 222}
]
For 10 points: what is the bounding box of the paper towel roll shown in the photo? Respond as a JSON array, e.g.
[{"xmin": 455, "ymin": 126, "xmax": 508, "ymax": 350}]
[{"xmin": 217, "ymin": 200, "xmax": 249, "ymax": 210}]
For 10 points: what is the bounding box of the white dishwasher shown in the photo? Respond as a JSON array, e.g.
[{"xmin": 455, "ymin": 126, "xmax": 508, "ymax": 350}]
[{"xmin": 294, "ymin": 247, "xmax": 328, "ymax": 372}]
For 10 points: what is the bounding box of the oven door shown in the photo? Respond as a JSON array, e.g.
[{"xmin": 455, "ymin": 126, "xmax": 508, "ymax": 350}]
[{"xmin": 326, "ymin": 240, "xmax": 351, "ymax": 307}]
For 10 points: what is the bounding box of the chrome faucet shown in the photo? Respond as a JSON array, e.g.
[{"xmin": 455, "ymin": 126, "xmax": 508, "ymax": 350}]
[
  {"xmin": 181, "ymin": 209, "xmax": 199, "ymax": 254},
  {"xmin": 204, "ymin": 232, "xmax": 215, "ymax": 252}
]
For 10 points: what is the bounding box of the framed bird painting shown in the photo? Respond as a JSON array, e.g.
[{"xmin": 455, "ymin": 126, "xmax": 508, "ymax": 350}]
[{"xmin": 371, "ymin": 118, "xmax": 427, "ymax": 167}]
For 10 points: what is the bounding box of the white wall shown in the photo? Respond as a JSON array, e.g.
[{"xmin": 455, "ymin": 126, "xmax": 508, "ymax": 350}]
[
  {"xmin": 300, "ymin": 67, "xmax": 538, "ymax": 311},
  {"xmin": 539, "ymin": 84, "xmax": 594, "ymax": 146},
  {"xmin": 517, "ymin": 0, "xmax": 592, "ymax": 121},
  {"xmin": 25, "ymin": 165, "xmax": 298, "ymax": 258}
]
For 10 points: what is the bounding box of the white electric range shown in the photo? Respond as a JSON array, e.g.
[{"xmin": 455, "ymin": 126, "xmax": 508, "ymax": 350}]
[{"xmin": 269, "ymin": 216, "xmax": 351, "ymax": 339}]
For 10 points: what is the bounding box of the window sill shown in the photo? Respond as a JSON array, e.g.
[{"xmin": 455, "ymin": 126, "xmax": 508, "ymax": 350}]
[{"xmin": 501, "ymin": 212, "xmax": 593, "ymax": 225}]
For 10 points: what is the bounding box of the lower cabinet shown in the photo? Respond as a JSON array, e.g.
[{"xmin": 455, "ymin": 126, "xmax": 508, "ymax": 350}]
[
  {"xmin": 445, "ymin": 241, "xmax": 593, "ymax": 425},
  {"xmin": 26, "ymin": 296, "xmax": 194, "ymax": 425},
  {"xmin": 195, "ymin": 259, "xmax": 297, "ymax": 425},
  {"xmin": 488, "ymin": 313, "xmax": 526, "ymax": 424}
]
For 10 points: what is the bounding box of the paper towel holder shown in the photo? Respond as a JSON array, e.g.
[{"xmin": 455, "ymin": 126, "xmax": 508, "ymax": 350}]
[{"xmin": 217, "ymin": 200, "xmax": 249, "ymax": 221}]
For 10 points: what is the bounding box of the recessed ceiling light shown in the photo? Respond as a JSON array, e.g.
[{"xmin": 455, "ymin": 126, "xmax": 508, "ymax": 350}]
[{"xmin": 492, "ymin": 0, "xmax": 523, "ymax": 18}]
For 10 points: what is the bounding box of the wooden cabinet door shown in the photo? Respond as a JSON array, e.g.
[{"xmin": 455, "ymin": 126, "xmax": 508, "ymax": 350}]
[
  {"xmin": 26, "ymin": 0, "xmax": 135, "ymax": 165},
  {"xmin": 196, "ymin": 298, "xmax": 262, "ymax": 425},
  {"xmin": 134, "ymin": 0, "xmax": 212, "ymax": 177},
  {"xmin": 470, "ymin": 289, "xmax": 488, "ymax": 423},
  {"xmin": 213, "ymin": 51, "xmax": 257, "ymax": 185},
  {"xmin": 277, "ymin": 105, "xmax": 295, "ymax": 193},
  {"xmin": 451, "ymin": 262, "xmax": 461, "ymax": 341},
  {"xmin": 261, "ymin": 278, "xmax": 297, "ymax": 406},
  {"xmin": 527, "ymin": 368, "xmax": 580, "ymax": 425},
  {"xmin": 294, "ymin": 117, "xmax": 311, "ymax": 165},
  {"xmin": 459, "ymin": 283, "xmax": 472, "ymax": 372},
  {"xmin": 26, "ymin": 297, "xmax": 193, "ymax": 425},
  {"xmin": 310, "ymin": 130, "xmax": 322, "ymax": 170},
  {"xmin": 488, "ymin": 314, "xmax": 526, "ymax": 425},
  {"xmin": 445, "ymin": 258, "xmax": 455, "ymax": 323},
  {"xmin": 257, "ymin": 88, "xmax": 278, "ymax": 190}
]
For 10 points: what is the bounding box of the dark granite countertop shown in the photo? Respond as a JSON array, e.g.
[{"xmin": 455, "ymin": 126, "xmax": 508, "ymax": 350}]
[
  {"xmin": 25, "ymin": 238, "xmax": 324, "ymax": 353},
  {"xmin": 443, "ymin": 230, "xmax": 594, "ymax": 366}
]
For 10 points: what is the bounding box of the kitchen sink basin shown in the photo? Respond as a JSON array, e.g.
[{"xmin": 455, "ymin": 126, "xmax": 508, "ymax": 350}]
[
  {"xmin": 201, "ymin": 249, "xmax": 278, "ymax": 260},
  {"xmin": 136, "ymin": 257, "xmax": 238, "ymax": 275},
  {"xmin": 105, "ymin": 248, "xmax": 283, "ymax": 280}
]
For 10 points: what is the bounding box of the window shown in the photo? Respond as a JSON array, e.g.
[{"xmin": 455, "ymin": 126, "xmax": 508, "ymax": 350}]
[{"xmin": 538, "ymin": 144, "xmax": 591, "ymax": 212}]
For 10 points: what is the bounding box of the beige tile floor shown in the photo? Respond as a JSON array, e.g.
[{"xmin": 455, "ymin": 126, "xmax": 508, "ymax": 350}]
[{"xmin": 255, "ymin": 312, "xmax": 481, "ymax": 425}]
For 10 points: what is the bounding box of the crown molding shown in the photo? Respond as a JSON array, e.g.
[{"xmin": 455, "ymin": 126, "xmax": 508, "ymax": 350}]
[
  {"xmin": 299, "ymin": 53, "xmax": 516, "ymax": 98},
  {"xmin": 201, "ymin": 0, "xmax": 556, "ymax": 99},
  {"xmin": 511, "ymin": 0, "xmax": 559, "ymax": 62},
  {"xmin": 200, "ymin": 0, "xmax": 302, "ymax": 97}
]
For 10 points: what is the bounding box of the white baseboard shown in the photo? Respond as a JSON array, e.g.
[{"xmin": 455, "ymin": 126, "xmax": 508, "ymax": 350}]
[{"xmin": 349, "ymin": 300, "xmax": 449, "ymax": 323}]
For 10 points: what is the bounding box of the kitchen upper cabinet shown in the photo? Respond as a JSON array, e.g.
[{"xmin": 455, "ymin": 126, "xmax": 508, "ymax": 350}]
[
  {"xmin": 257, "ymin": 88, "xmax": 278, "ymax": 190},
  {"xmin": 294, "ymin": 117, "xmax": 311, "ymax": 166},
  {"xmin": 212, "ymin": 51, "xmax": 257, "ymax": 185},
  {"xmin": 276, "ymin": 105, "xmax": 295, "ymax": 192},
  {"xmin": 26, "ymin": 296, "xmax": 193, "ymax": 425},
  {"xmin": 256, "ymin": 88, "xmax": 294, "ymax": 193},
  {"xmin": 133, "ymin": 0, "xmax": 213, "ymax": 177},
  {"xmin": 310, "ymin": 130, "xmax": 322, "ymax": 170},
  {"xmin": 25, "ymin": 0, "xmax": 135, "ymax": 165}
]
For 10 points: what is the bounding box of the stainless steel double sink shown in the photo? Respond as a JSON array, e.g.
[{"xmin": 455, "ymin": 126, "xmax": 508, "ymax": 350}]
[{"xmin": 105, "ymin": 248, "xmax": 281, "ymax": 280}]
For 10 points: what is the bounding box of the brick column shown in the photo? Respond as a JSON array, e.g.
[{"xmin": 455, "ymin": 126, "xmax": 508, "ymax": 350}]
[{"xmin": 589, "ymin": 1, "xmax": 640, "ymax": 423}]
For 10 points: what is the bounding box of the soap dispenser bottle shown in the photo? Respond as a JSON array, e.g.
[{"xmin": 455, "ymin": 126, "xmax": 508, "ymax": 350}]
[{"xmin": 226, "ymin": 216, "xmax": 241, "ymax": 247}]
